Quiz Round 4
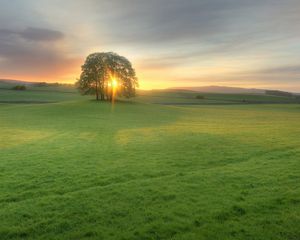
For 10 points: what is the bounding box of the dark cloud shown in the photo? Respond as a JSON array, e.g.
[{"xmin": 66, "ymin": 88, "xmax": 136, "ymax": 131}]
[
  {"xmin": 88, "ymin": 0, "xmax": 300, "ymax": 46},
  {"xmin": 20, "ymin": 27, "xmax": 64, "ymax": 41},
  {"xmin": 0, "ymin": 43, "xmax": 79, "ymax": 78},
  {"xmin": 0, "ymin": 27, "xmax": 64, "ymax": 42},
  {"xmin": 0, "ymin": 26, "xmax": 76, "ymax": 78}
]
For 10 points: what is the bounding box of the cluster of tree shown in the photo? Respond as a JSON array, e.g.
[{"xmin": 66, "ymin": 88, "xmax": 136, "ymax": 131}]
[
  {"xmin": 265, "ymin": 90, "xmax": 293, "ymax": 97},
  {"xmin": 12, "ymin": 85, "xmax": 26, "ymax": 90},
  {"xmin": 32, "ymin": 82, "xmax": 73, "ymax": 87},
  {"xmin": 32, "ymin": 82, "xmax": 48, "ymax": 87},
  {"xmin": 195, "ymin": 95, "xmax": 205, "ymax": 99},
  {"xmin": 76, "ymin": 52, "xmax": 138, "ymax": 101}
]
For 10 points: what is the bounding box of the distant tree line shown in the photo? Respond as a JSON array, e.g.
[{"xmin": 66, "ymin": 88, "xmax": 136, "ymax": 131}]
[
  {"xmin": 265, "ymin": 90, "xmax": 293, "ymax": 97},
  {"xmin": 76, "ymin": 52, "xmax": 138, "ymax": 101},
  {"xmin": 196, "ymin": 95, "xmax": 205, "ymax": 99},
  {"xmin": 32, "ymin": 82, "xmax": 73, "ymax": 87},
  {"xmin": 12, "ymin": 85, "xmax": 26, "ymax": 90}
]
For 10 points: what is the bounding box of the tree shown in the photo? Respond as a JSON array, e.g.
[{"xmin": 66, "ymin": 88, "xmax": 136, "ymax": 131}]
[
  {"xmin": 76, "ymin": 52, "xmax": 138, "ymax": 101},
  {"xmin": 12, "ymin": 85, "xmax": 26, "ymax": 90}
]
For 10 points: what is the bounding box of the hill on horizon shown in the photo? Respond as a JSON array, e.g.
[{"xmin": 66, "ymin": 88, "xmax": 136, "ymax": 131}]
[
  {"xmin": 0, "ymin": 79, "xmax": 73, "ymax": 86},
  {"xmin": 1, "ymin": 79, "xmax": 299, "ymax": 95},
  {"xmin": 169, "ymin": 85, "xmax": 268, "ymax": 94}
]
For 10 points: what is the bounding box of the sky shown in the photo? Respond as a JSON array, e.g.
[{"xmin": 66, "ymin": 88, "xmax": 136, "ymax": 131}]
[{"xmin": 0, "ymin": 0, "xmax": 300, "ymax": 91}]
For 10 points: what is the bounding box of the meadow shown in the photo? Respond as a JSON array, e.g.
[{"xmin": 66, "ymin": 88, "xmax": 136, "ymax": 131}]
[{"xmin": 1, "ymin": 84, "xmax": 300, "ymax": 239}]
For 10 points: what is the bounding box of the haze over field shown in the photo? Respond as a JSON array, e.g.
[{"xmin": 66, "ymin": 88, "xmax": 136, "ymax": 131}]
[{"xmin": 0, "ymin": 0, "xmax": 300, "ymax": 91}]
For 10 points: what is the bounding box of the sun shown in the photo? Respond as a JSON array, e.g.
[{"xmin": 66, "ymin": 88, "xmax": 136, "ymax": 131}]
[{"xmin": 111, "ymin": 78, "xmax": 118, "ymax": 88}]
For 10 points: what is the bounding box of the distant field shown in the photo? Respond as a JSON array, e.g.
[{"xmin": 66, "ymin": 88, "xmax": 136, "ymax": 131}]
[
  {"xmin": 135, "ymin": 90, "xmax": 300, "ymax": 105},
  {"xmin": 0, "ymin": 82, "xmax": 90, "ymax": 103},
  {"xmin": 1, "ymin": 84, "xmax": 300, "ymax": 239},
  {"xmin": 1, "ymin": 80, "xmax": 300, "ymax": 105}
]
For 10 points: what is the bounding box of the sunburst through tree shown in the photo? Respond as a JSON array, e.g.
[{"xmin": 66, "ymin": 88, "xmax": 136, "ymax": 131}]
[{"xmin": 76, "ymin": 52, "xmax": 138, "ymax": 101}]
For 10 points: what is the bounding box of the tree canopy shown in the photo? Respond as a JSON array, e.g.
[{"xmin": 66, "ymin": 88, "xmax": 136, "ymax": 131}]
[{"xmin": 76, "ymin": 52, "xmax": 138, "ymax": 101}]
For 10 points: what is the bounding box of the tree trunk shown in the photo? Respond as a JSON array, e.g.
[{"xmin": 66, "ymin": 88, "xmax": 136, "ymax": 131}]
[
  {"xmin": 99, "ymin": 81, "xmax": 105, "ymax": 101},
  {"xmin": 105, "ymin": 83, "xmax": 109, "ymax": 101},
  {"xmin": 95, "ymin": 81, "xmax": 99, "ymax": 100},
  {"xmin": 101, "ymin": 92, "xmax": 104, "ymax": 100}
]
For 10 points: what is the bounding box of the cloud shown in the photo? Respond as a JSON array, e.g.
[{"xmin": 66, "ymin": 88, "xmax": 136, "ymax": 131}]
[
  {"xmin": 0, "ymin": 26, "xmax": 78, "ymax": 80},
  {"xmin": 0, "ymin": 27, "xmax": 64, "ymax": 42},
  {"xmin": 254, "ymin": 65, "xmax": 300, "ymax": 75},
  {"xmin": 0, "ymin": 0, "xmax": 300, "ymax": 90},
  {"xmin": 84, "ymin": 0, "xmax": 300, "ymax": 47},
  {"xmin": 20, "ymin": 27, "xmax": 64, "ymax": 41}
]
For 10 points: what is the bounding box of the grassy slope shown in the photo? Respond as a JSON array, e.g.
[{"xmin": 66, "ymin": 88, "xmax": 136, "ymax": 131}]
[
  {"xmin": 1, "ymin": 97, "xmax": 300, "ymax": 239},
  {"xmin": 135, "ymin": 90, "xmax": 300, "ymax": 105},
  {"xmin": 1, "ymin": 80, "xmax": 299, "ymax": 104},
  {"xmin": 0, "ymin": 82, "xmax": 88, "ymax": 103},
  {"xmin": 0, "ymin": 80, "xmax": 300, "ymax": 105},
  {"xmin": 0, "ymin": 89, "xmax": 87, "ymax": 103}
]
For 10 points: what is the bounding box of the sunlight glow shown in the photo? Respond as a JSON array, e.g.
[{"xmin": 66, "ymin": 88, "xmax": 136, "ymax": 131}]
[
  {"xmin": 108, "ymin": 78, "xmax": 118, "ymax": 88},
  {"xmin": 109, "ymin": 78, "xmax": 118, "ymax": 108},
  {"xmin": 111, "ymin": 78, "xmax": 118, "ymax": 88}
]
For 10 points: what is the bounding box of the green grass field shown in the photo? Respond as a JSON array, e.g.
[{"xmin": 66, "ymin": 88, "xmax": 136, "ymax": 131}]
[
  {"xmin": 1, "ymin": 86, "xmax": 300, "ymax": 239},
  {"xmin": 135, "ymin": 90, "xmax": 300, "ymax": 105},
  {"xmin": 0, "ymin": 81, "xmax": 86, "ymax": 103}
]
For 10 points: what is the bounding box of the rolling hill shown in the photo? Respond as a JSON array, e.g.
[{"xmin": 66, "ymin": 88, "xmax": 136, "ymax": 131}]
[
  {"xmin": 1, "ymin": 79, "xmax": 299, "ymax": 105},
  {"xmin": 1, "ymin": 89, "xmax": 300, "ymax": 239},
  {"xmin": 169, "ymin": 86, "xmax": 266, "ymax": 94}
]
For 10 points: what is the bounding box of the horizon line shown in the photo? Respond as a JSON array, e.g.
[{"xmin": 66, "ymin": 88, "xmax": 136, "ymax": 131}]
[{"xmin": 1, "ymin": 78, "xmax": 299, "ymax": 94}]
